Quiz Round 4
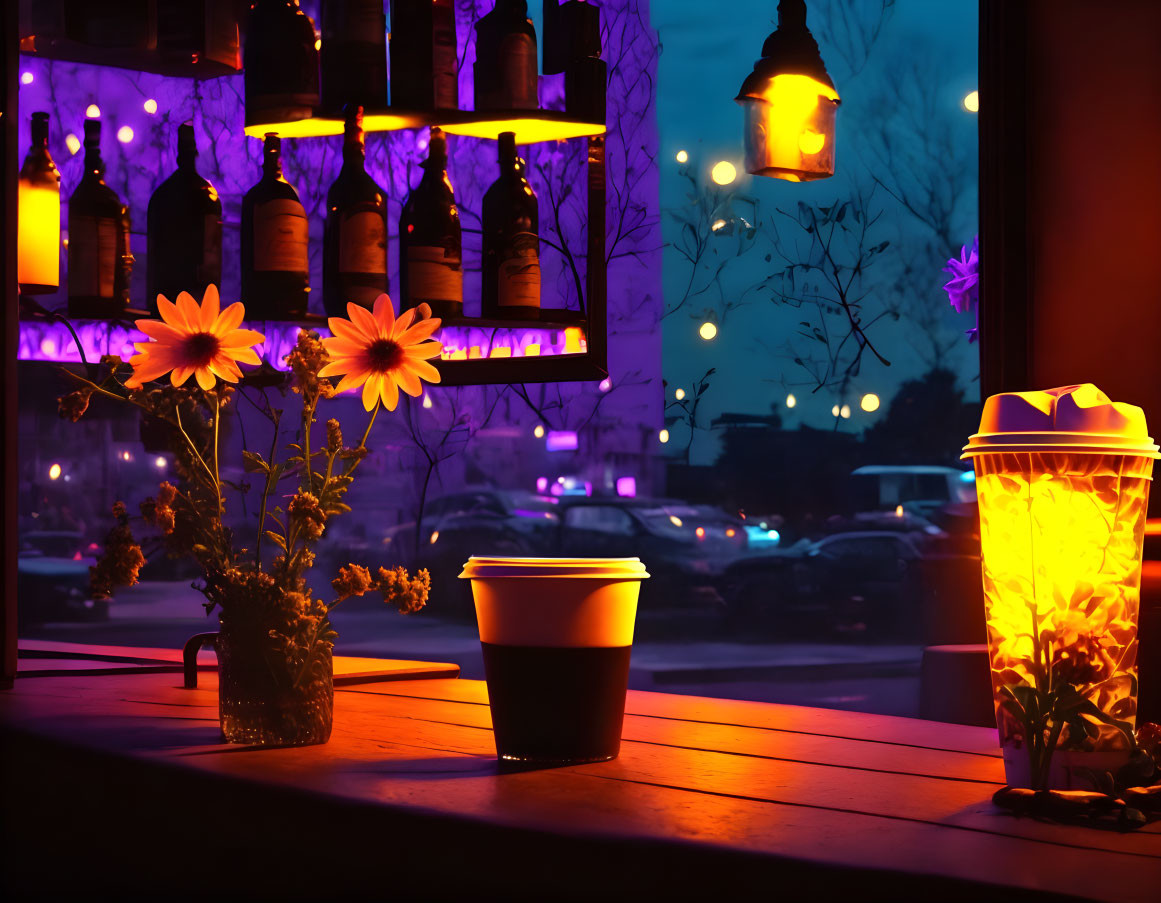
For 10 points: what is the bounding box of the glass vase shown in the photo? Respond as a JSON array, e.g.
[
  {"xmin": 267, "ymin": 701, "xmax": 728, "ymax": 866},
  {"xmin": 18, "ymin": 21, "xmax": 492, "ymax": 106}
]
[{"xmin": 216, "ymin": 630, "xmax": 333, "ymax": 747}]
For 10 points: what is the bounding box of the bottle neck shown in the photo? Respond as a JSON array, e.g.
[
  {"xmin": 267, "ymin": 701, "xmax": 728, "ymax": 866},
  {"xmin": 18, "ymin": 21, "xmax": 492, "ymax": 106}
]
[
  {"xmin": 177, "ymin": 125, "xmax": 197, "ymax": 171},
  {"xmin": 84, "ymin": 146, "xmax": 104, "ymax": 179}
]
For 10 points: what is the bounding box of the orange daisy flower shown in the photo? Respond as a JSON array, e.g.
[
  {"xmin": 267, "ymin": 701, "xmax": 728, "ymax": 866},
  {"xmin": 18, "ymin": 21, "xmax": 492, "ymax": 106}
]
[
  {"xmin": 126, "ymin": 286, "xmax": 265, "ymax": 391},
  {"xmin": 319, "ymin": 294, "xmax": 442, "ymax": 412}
]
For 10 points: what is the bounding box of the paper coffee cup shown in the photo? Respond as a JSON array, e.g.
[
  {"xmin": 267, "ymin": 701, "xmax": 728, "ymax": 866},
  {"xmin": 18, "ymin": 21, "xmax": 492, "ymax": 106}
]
[{"xmin": 460, "ymin": 557, "xmax": 649, "ymax": 764}]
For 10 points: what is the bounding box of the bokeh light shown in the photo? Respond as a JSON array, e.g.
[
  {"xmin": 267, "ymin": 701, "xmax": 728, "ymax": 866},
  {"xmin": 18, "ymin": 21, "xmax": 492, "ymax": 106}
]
[
  {"xmin": 675, "ymin": 387, "xmax": 686, "ymax": 400},
  {"xmin": 840, "ymin": 404, "xmax": 851, "ymax": 419},
  {"xmin": 48, "ymin": 463, "xmax": 61, "ymax": 480},
  {"xmin": 786, "ymin": 393, "xmax": 796, "ymax": 409},
  {"xmin": 116, "ymin": 126, "xmax": 134, "ymax": 143},
  {"xmin": 699, "ymin": 321, "xmax": 718, "ymax": 341},
  {"xmin": 85, "ymin": 104, "xmax": 101, "ymax": 118},
  {"xmin": 20, "ymin": 72, "xmax": 33, "ymax": 85},
  {"xmin": 143, "ymin": 98, "xmax": 158, "ymax": 114},
  {"xmin": 65, "ymin": 134, "xmax": 81, "ymax": 155},
  {"xmin": 675, "ymin": 149, "xmax": 688, "ymax": 164},
  {"xmin": 659, "ymin": 429, "xmax": 670, "ymax": 444},
  {"xmin": 963, "ymin": 90, "xmax": 979, "ymax": 113},
  {"xmin": 860, "ymin": 393, "xmax": 881, "ymax": 412},
  {"xmin": 533, "ymin": 424, "xmax": 545, "ymax": 439},
  {"xmin": 710, "ymin": 160, "xmax": 737, "ymax": 185}
]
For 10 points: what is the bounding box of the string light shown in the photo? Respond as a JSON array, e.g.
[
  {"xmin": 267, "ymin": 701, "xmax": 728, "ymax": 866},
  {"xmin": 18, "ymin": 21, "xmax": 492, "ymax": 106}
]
[
  {"xmin": 832, "ymin": 404, "xmax": 840, "ymax": 417},
  {"xmin": 840, "ymin": 404, "xmax": 851, "ymax": 419},
  {"xmin": 786, "ymin": 393, "xmax": 796, "ymax": 409},
  {"xmin": 116, "ymin": 126, "xmax": 134, "ymax": 143},
  {"xmin": 85, "ymin": 104, "xmax": 101, "ymax": 118},
  {"xmin": 675, "ymin": 149, "xmax": 688, "ymax": 164},
  {"xmin": 422, "ymin": 394, "xmax": 433, "ymax": 409},
  {"xmin": 143, "ymin": 98, "xmax": 158, "ymax": 114},
  {"xmin": 155, "ymin": 456, "xmax": 167, "ymax": 469},
  {"xmin": 860, "ymin": 392, "xmax": 880, "ymax": 412},
  {"xmin": 699, "ymin": 321, "xmax": 718, "ymax": 341},
  {"xmin": 533, "ymin": 424, "xmax": 545, "ymax": 439},
  {"xmin": 711, "ymin": 160, "xmax": 737, "ymax": 185},
  {"xmin": 48, "ymin": 463, "xmax": 61, "ymax": 480},
  {"xmin": 659, "ymin": 429, "xmax": 670, "ymax": 444},
  {"xmin": 65, "ymin": 134, "xmax": 81, "ymax": 155},
  {"xmin": 599, "ymin": 377, "xmax": 612, "ymax": 392},
  {"xmin": 963, "ymin": 90, "xmax": 979, "ymax": 113},
  {"xmin": 675, "ymin": 388, "xmax": 686, "ymax": 401},
  {"xmin": 20, "ymin": 72, "xmax": 33, "ymax": 85}
]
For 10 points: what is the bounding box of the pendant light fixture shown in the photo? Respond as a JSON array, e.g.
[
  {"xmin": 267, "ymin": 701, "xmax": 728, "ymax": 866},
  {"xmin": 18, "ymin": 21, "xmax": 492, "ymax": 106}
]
[{"xmin": 735, "ymin": 0, "xmax": 840, "ymax": 182}]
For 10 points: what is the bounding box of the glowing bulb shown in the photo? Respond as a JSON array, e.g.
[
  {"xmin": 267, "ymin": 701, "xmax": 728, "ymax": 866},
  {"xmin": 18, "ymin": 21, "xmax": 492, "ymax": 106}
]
[
  {"xmin": 895, "ymin": 504, "xmax": 905, "ymax": 518},
  {"xmin": 155, "ymin": 456, "xmax": 167, "ymax": 469},
  {"xmin": 699, "ymin": 321, "xmax": 718, "ymax": 341},
  {"xmin": 599, "ymin": 377, "xmax": 612, "ymax": 392},
  {"xmin": 786, "ymin": 393, "xmax": 796, "ymax": 409},
  {"xmin": 85, "ymin": 104, "xmax": 101, "ymax": 119},
  {"xmin": 422, "ymin": 394, "xmax": 433, "ymax": 409},
  {"xmin": 48, "ymin": 463, "xmax": 61, "ymax": 480},
  {"xmin": 676, "ymin": 149, "xmax": 688, "ymax": 164},
  {"xmin": 695, "ymin": 527, "xmax": 706, "ymax": 539},
  {"xmin": 533, "ymin": 424, "xmax": 545, "ymax": 439},
  {"xmin": 20, "ymin": 72, "xmax": 33, "ymax": 85},
  {"xmin": 710, "ymin": 160, "xmax": 737, "ymax": 185},
  {"xmin": 711, "ymin": 219, "xmax": 727, "ymax": 232},
  {"xmin": 726, "ymin": 528, "xmax": 736, "ymax": 538},
  {"xmin": 675, "ymin": 388, "xmax": 686, "ymax": 401},
  {"xmin": 143, "ymin": 98, "xmax": 158, "ymax": 114},
  {"xmin": 840, "ymin": 404, "xmax": 851, "ymax": 419},
  {"xmin": 860, "ymin": 392, "xmax": 881, "ymax": 413},
  {"xmin": 314, "ymin": 38, "xmax": 322, "ymax": 51},
  {"xmin": 963, "ymin": 90, "xmax": 980, "ymax": 113},
  {"xmin": 116, "ymin": 126, "xmax": 134, "ymax": 143},
  {"xmin": 120, "ymin": 451, "xmax": 132, "ymax": 462},
  {"xmin": 669, "ymin": 515, "xmax": 683, "ymax": 527},
  {"xmin": 430, "ymin": 530, "xmax": 439, "ymax": 544},
  {"xmin": 798, "ymin": 129, "xmax": 825, "ymax": 155},
  {"xmin": 659, "ymin": 429, "xmax": 670, "ymax": 444},
  {"xmin": 65, "ymin": 133, "xmax": 81, "ymax": 155},
  {"xmin": 832, "ymin": 404, "xmax": 841, "ymax": 417}
]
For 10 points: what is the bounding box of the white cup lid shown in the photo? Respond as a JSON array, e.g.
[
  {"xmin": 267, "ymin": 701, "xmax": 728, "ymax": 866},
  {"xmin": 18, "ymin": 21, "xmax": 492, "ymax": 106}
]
[{"xmin": 459, "ymin": 556, "xmax": 650, "ymax": 580}]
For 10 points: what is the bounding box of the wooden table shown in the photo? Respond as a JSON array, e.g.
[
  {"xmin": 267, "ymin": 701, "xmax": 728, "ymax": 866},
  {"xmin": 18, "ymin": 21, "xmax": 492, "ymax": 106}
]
[{"xmin": 1, "ymin": 663, "xmax": 1158, "ymax": 901}]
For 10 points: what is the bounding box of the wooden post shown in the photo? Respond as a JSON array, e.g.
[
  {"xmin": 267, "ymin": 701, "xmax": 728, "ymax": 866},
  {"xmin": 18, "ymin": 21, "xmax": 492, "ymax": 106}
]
[{"xmin": 1, "ymin": 0, "xmax": 19, "ymax": 688}]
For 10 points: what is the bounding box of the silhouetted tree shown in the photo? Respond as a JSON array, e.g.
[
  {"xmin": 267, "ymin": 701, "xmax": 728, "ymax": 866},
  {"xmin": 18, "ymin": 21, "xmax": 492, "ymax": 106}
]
[{"xmin": 862, "ymin": 367, "xmax": 980, "ymax": 466}]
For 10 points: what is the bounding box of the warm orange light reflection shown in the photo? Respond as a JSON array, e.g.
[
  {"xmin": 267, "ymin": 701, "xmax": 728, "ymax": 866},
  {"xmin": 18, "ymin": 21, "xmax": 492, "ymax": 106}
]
[
  {"xmin": 243, "ymin": 118, "xmax": 344, "ymax": 139},
  {"xmin": 523, "ymin": 343, "xmax": 541, "ymax": 357},
  {"xmin": 440, "ymin": 117, "xmax": 605, "ymax": 142},
  {"xmin": 489, "ymin": 346, "xmax": 512, "ymax": 358},
  {"xmin": 18, "ymin": 183, "xmax": 60, "ymax": 290}
]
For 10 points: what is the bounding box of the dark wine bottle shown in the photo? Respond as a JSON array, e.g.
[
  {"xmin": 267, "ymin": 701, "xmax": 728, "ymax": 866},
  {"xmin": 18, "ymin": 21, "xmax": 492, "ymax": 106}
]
[
  {"xmin": 18, "ymin": 112, "xmax": 61, "ymax": 295},
  {"xmin": 320, "ymin": 0, "xmax": 387, "ymax": 114},
  {"xmin": 147, "ymin": 122, "xmax": 223, "ymax": 312},
  {"xmin": 67, "ymin": 119, "xmax": 132, "ymax": 318},
  {"xmin": 399, "ymin": 127, "xmax": 462, "ymax": 319},
  {"xmin": 474, "ymin": 0, "xmax": 539, "ymax": 111},
  {"xmin": 389, "ymin": 0, "xmax": 458, "ymax": 112},
  {"xmin": 241, "ymin": 133, "xmax": 310, "ymax": 319},
  {"xmin": 324, "ymin": 107, "xmax": 389, "ymax": 316},
  {"xmin": 482, "ymin": 131, "xmax": 540, "ymax": 319},
  {"xmin": 244, "ymin": 0, "xmax": 320, "ymax": 129}
]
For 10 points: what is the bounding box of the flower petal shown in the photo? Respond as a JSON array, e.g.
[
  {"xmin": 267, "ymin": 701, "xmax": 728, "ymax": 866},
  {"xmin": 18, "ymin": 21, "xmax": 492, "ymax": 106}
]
[
  {"xmin": 403, "ymin": 341, "xmax": 443, "ymax": 361},
  {"xmin": 318, "ymin": 360, "xmax": 356, "ymax": 378},
  {"xmin": 229, "ymin": 347, "xmax": 262, "ymax": 367},
  {"xmin": 332, "ymin": 371, "xmax": 370, "ymax": 395},
  {"xmin": 372, "ymin": 294, "xmax": 396, "ymax": 334},
  {"xmin": 404, "ymin": 357, "xmax": 441, "ymax": 384},
  {"xmin": 327, "ymin": 317, "xmax": 367, "ymax": 344},
  {"xmin": 395, "ymin": 367, "xmax": 423, "ymax": 397},
  {"xmin": 396, "ymin": 317, "xmax": 441, "ymax": 346},
  {"xmin": 157, "ymin": 295, "xmax": 192, "ymax": 331},
  {"xmin": 380, "ymin": 374, "xmax": 400, "ymax": 411},
  {"xmin": 362, "ymin": 374, "xmax": 381, "ymax": 411},
  {"xmin": 199, "ymin": 284, "xmax": 220, "ymax": 331},
  {"xmin": 391, "ymin": 307, "xmax": 418, "ymax": 338},
  {"xmin": 171, "ymin": 365, "xmax": 195, "ymax": 387},
  {"xmin": 135, "ymin": 319, "xmax": 184, "ymax": 344},
  {"xmin": 221, "ymin": 328, "xmax": 266, "ymax": 349},
  {"xmin": 347, "ymin": 303, "xmax": 381, "ymax": 339},
  {"xmin": 176, "ymin": 292, "xmax": 202, "ymax": 332},
  {"xmin": 212, "ymin": 301, "xmax": 246, "ymax": 337},
  {"xmin": 194, "ymin": 366, "xmax": 217, "ymax": 391}
]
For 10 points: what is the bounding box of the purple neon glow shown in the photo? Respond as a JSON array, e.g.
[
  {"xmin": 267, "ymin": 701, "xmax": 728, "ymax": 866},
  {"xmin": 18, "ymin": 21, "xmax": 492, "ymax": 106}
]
[
  {"xmin": 616, "ymin": 476, "xmax": 637, "ymax": 498},
  {"xmin": 17, "ymin": 320, "xmax": 581, "ymax": 368},
  {"xmin": 545, "ymin": 430, "xmax": 579, "ymax": 452},
  {"xmin": 536, "ymin": 476, "xmax": 549, "ymax": 493},
  {"xmin": 943, "ymin": 235, "xmax": 979, "ymax": 343}
]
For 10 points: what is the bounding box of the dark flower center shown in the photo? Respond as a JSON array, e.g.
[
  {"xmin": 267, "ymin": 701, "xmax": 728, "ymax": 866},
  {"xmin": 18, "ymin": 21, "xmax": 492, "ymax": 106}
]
[
  {"xmin": 366, "ymin": 338, "xmax": 404, "ymax": 372},
  {"xmin": 183, "ymin": 331, "xmax": 220, "ymax": 364}
]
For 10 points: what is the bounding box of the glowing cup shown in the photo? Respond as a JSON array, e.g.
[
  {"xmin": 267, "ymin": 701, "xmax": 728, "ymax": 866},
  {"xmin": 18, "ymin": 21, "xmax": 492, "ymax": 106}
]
[
  {"xmin": 964, "ymin": 385, "xmax": 1158, "ymax": 789},
  {"xmin": 460, "ymin": 557, "xmax": 649, "ymax": 765}
]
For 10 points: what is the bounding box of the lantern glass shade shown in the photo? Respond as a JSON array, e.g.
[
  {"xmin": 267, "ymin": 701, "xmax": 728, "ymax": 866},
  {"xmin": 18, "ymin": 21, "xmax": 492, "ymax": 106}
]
[
  {"xmin": 967, "ymin": 386, "xmax": 1157, "ymax": 790},
  {"xmin": 739, "ymin": 73, "xmax": 838, "ymax": 181}
]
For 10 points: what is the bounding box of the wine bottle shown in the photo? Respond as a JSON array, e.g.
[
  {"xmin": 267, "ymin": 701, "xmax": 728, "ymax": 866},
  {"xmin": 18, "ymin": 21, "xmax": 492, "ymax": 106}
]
[
  {"xmin": 244, "ymin": 0, "xmax": 320, "ymax": 129},
  {"xmin": 399, "ymin": 127, "xmax": 462, "ymax": 319},
  {"xmin": 389, "ymin": 0, "xmax": 458, "ymax": 112},
  {"xmin": 18, "ymin": 112, "xmax": 61, "ymax": 295},
  {"xmin": 241, "ymin": 133, "xmax": 309, "ymax": 319},
  {"xmin": 323, "ymin": 107, "xmax": 389, "ymax": 316},
  {"xmin": 320, "ymin": 0, "xmax": 387, "ymax": 115},
  {"xmin": 147, "ymin": 122, "xmax": 223, "ymax": 313},
  {"xmin": 474, "ymin": 0, "xmax": 539, "ymax": 112},
  {"xmin": 67, "ymin": 119, "xmax": 132, "ymax": 318},
  {"xmin": 482, "ymin": 131, "xmax": 540, "ymax": 319}
]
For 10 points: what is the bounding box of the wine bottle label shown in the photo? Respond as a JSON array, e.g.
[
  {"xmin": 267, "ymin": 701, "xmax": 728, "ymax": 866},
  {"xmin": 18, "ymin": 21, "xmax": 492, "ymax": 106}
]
[
  {"xmin": 68, "ymin": 215, "xmax": 116, "ymax": 298},
  {"xmin": 339, "ymin": 211, "xmax": 387, "ymax": 275},
  {"xmin": 498, "ymin": 232, "xmax": 540, "ymax": 308},
  {"xmin": 253, "ymin": 199, "xmax": 309, "ymax": 273},
  {"xmin": 408, "ymin": 245, "xmax": 463, "ymax": 303},
  {"xmin": 500, "ymin": 34, "xmax": 538, "ymax": 109}
]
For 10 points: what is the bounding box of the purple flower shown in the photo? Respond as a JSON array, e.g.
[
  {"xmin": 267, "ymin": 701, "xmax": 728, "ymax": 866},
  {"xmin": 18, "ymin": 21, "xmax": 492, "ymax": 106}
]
[{"xmin": 943, "ymin": 236, "xmax": 979, "ymax": 314}]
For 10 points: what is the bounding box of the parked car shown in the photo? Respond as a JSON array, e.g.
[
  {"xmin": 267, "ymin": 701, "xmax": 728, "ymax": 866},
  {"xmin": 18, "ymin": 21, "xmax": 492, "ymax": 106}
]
[
  {"xmin": 17, "ymin": 531, "xmax": 107, "ymax": 625},
  {"xmin": 849, "ymin": 465, "xmax": 977, "ymax": 518},
  {"xmin": 552, "ymin": 498, "xmax": 748, "ymax": 612},
  {"xmin": 722, "ymin": 530, "xmax": 930, "ymax": 637}
]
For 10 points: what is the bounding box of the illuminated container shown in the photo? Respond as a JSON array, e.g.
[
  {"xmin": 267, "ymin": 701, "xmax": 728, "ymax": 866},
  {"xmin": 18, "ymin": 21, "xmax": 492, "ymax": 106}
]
[
  {"xmin": 963, "ymin": 385, "xmax": 1158, "ymax": 789},
  {"xmin": 735, "ymin": 0, "xmax": 840, "ymax": 182},
  {"xmin": 18, "ymin": 112, "xmax": 61, "ymax": 294}
]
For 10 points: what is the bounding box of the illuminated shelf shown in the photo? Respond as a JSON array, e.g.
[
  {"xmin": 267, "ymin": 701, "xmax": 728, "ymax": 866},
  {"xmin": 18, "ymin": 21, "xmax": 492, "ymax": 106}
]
[
  {"xmin": 18, "ymin": 37, "xmax": 240, "ymax": 80},
  {"xmin": 244, "ymin": 108, "xmax": 605, "ymax": 143}
]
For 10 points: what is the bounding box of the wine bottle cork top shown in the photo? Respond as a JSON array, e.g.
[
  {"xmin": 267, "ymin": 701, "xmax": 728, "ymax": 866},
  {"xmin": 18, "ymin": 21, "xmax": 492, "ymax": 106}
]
[{"xmin": 962, "ymin": 384, "xmax": 1160, "ymax": 458}]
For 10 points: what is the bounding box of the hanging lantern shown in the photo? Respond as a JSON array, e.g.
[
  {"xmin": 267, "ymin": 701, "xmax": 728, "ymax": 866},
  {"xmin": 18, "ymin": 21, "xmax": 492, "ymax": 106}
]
[
  {"xmin": 964, "ymin": 385, "xmax": 1157, "ymax": 790},
  {"xmin": 735, "ymin": 0, "xmax": 840, "ymax": 182},
  {"xmin": 18, "ymin": 112, "xmax": 61, "ymax": 294}
]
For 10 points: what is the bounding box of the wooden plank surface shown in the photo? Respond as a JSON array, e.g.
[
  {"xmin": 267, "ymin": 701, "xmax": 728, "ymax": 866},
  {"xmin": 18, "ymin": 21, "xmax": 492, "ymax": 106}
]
[{"xmin": 1, "ymin": 668, "xmax": 1158, "ymax": 901}]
